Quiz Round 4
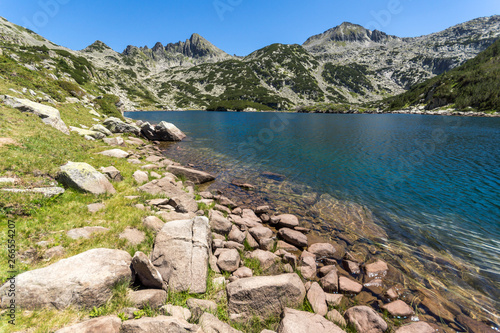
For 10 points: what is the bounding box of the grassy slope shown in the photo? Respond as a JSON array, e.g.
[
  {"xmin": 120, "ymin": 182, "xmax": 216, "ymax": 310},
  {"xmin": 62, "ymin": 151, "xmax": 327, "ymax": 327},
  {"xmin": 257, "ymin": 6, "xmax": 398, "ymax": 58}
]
[{"xmin": 385, "ymin": 38, "xmax": 500, "ymax": 111}]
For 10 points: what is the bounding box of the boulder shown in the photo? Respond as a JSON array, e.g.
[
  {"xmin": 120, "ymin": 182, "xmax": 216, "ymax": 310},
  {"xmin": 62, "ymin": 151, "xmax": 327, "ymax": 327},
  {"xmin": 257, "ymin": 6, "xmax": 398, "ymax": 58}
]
[
  {"xmin": 233, "ymin": 267, "xmax": 253, "ymax": 279},
  {"xmin": 275, "ymin": 214, "xmax": 299, "ymax": 228},
  {"xmin": 210, "ymin": 210, "xmax": 233, "ymax": 235},
  {"xmin": 87, "ymin": 203, "xmax": 105, "ymax": 213},
  {"xmin": 0, "ymin": 249, "xmax": 133, "ymax": 309},
  {"xmin": 163, "ymin": 304, "xmax": 192, "ymax": 321},
  {"xmin": 299, "ymin": 252, "xmax": 317, "ymax": 280},
  {"xmin": 143, "ymin": 216, "xmax": 165, "ymax": 233},
  {"xmin": 326, "ymin": 293, "xmax": 344, "ymax": 307},
  {"xmin": 90, "ymin": 124, "xmax": 112, "ymax": 136},
  {"xmin": 67, "ymin": 226, "xmax": 110, "ymax": 239},
  {"xmin": 278, "ymin": 228, "xmax": 308, "ymax": 248},
  {"xmin": 249, "ymin": 226, "xmax": 274, "ymax": 243},
  {"xmin": 103, "ymin": 137, "xmax": 124, "ymax": 146},
  {"xmin": 307, "ymin": 282, "xmax": 328, "ymax": 316},
  {"xmin": 228, "ymin": 225, "xmax": 246, "ymax": 243},
  {"xmin": 327, "ymin": 309, "xmax": 347, "ymax": 327},
  {"xmin": 128, "ymin": 289, "xmax": 167, "ymax": 309},
  {"xmin": 217, "ymin": 248, "xmax": 240, "ymax": 272},
  {"xmin": 101, "ymin": 166, "xmax": 123, "ymax": 182},
  {"xmin": 167, "ymin": 165, "xmax": 215, "ymax": 184},
  {"xmin": 320, "ymin": 269, "xmax": 339, "ymax": 293},
  {"xmin": 247, "ymin": 250, "xmax": 279, "ymax": 271},
  {"xmin": 394, "ymin": 322, "xmax": 435, "ymax": 333},
  {"xmin": 54, "ymin": 316, "xmax": 121, "ymax": 333},
  {"xmin": 245, "ymin": 232, "xmax": 260, "ymax": 249},
  {"xmin": 277, "ymin": 308, "xmax": 345, "ymax": 333},
  {"xmin": 150, "ymin": 217, "xmax": 210, "ymax": 293},
  {"xmin": 103, "ymin": 117, "xmax": 140, "ymax": 135},
  {"xmin": 308, "ymin": 243, "xmax": 336, "ymax": 258},
  {"xmin": 70, "ymin": 126, "xmax": 105, "ymax": 139},
  {"xmin": 199, "ymin": 312, "xmax": 243, "ymax": 333},
  {"xmin": 381, "ymin": 300, "xmax": 414, "ymax": 317},
  {"xmin": 58, "ymin": 162, "xmax": 115, "ymax": 195},
  {"xmin": 345, "ymin": 305, "xmax": 388, "ymax": 333},
  {"xmin": 138, "ymin": 177, "xmax": 198, "ymax": 213},
  {"xmin": 119, "ymin": 228, "xmax": 146, "ymax": 245},
  {"xmin": 226, "ymin": 273, "xmax": 305, "ymax": 320},
  {"xmin": 2, "ymin": 95, "xmax": 70, "ymax": 134},
  {"xmin": 121, "ymin": 316, "xmax": 200, "ymax": 333},
  {"xmin": 276, "ymin": 241, "xmax": 299, "ymax": 252},
  {"xmin": 365, "ymin": 260, "xmax": 389, "ymax": 280},
  {"xmin": 98, "ymin": 149, "xmax": 130, "ymax": 158},
  {"xmin": 132, "ymin": 251, "xmax": 164, "ymax": 289},
  {"xmin": 133, "ymin": 170, "xmax": 149, "ymax": 184},
  {"xmin": 186, "ymin": 298, "xmax": 218, "ymax": 313},
  {"xmin": 141, "ymin": 121, "xmax": 186, "ymax": 141},
  {"xmin": 339, "ymin": 276, "xmax": 363, "ymax": 294}
]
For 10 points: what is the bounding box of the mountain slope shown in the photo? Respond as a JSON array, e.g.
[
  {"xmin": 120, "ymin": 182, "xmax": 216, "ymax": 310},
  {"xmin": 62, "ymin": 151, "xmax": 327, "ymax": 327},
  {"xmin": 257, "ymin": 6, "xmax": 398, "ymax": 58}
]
[{"xmin": 385, "ymin": 38, "xmax": 500, "ymax": 111}]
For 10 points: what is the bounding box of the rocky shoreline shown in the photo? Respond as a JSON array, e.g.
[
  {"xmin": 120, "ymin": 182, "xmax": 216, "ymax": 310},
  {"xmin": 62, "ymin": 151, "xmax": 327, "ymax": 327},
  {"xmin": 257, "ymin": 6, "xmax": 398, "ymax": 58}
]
[{"xmin": 0, "ymin": 109, "xmax": 498, "ymax": 332}]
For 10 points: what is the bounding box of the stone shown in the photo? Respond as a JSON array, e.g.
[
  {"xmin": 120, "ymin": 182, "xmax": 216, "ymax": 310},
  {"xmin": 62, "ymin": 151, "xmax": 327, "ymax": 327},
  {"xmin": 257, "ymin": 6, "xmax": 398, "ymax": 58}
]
[
  {"xmin": 87, "ymin": 203, "xmax": 105, "ymax": 213},
  {"xmin": 133, "ymin": 170, "xmax": 149, "ymax": 184},
  {"xmin": 217, "ymin": 248, "xmax": 240, "ymax": 272},
  {"xmin": 365, "ymin": 260, "xmax": 389, "ymax": 280},
  {"xmin": 339, "ymin": 276, "xmax": 363, "ymax": 294},
  {"xmin": 186, "ymin": 298, "xmax": 218, "ymax": 313},
  {"xmin": 103, "ymin": 137, "xmax": 125, "ymax": 146},
  {"xmin": 224, "ymin": 241, "xmax": 244, "ymax": 251},
  {"xmin": 150, "ymin": 171, "xmax": 162, "ymax": 179},
  {"xmin": 326, "ymin": 309, "xmax": 347, "ymax": 327},
  {"xmin": 70, "ymin": 127, "xmax": 105, "ymax": 139},
  {"xmin": 128, "ymin": 137, "xmax": 144, "ymax": 145},
  {"xmin": 255, "ymin": 205, "xmax": 270, "ymax": 215},
  {"xmin": 67, "ymin": 226, "xmax": 110, "ymax": 239},
  {"xmin": 259, "ymin": 238, "xmax": 274, "ymax": 251},
  {"xmin": 163, "ymin": 304, "xmax": 191, "ymax": 321},
  {"xmin": 98, "ymin": 149, "xmax": 130, "ymax": 158},
  {"xmin": 54, "ymin": 316, "xmax": 121, "ymax": 333},
  {"xmin": 320, "ymin": 269, "xmax": 339, "ymax": 293},
  {"xmin": 213, "ymin": 276, "xmax": 226, "ymax": 288},
  {"xmin": 325, "ymin": 293, "xmax": 344, "ymax": 307},
  {"xmin": 167, "ymin": 165, "xmax": 215, "ymax": 184},
  {"xmin": 382, "ymin": 300, "xmax": 414, "ymax": 317},
  {"xmin": 58, "ymin": 162, "xmax": 115, "ymax": 195},
  {"xmin": 145, "ymin": 155, "xmax": 163, "ymax": 163},
  {"xmin": 90, "ymin": 124, "xmax": 112, "ymax": 136},
  {"xmin": 307, "ymin": 282, "xmax": 328, "ymax": 316},
  {"xmin": 199, "ymin": 312, "xmax": 243, "ymax": 333},
  {"xmin": 151, "ymin": 217, "xmax": 210, "ymax": 293},
  {"xmin": 157, "ymin": 211, "xmax": 195, "ymax": 222},
  {"xmin": 277, "ymin": 308, "xmax": 345, "ymax": 333},
  {"xmin": 276, "ymin": 241, "xmax": 299, "ymax": 252},
  {"xmin": 394, "ymin": 322, "xmax": 435, "ymax": 333},
  {"xmin": 308, "ymin": 243, "xmax": 336, "ymax": 258},
  {"xmin": 245, "ymin": 232, "xmax": 260, "ymax": 249},
  {"xmin": 210, "ymin": 210, "xmax": 233, "ymax": 235},
  {"xmin": 232, "ymin": 207, "xmax": 243, "ymax": 215},
  {"xmin": 456, "ymin": 314, "xmax": 496, "ymax": 333},
  {"xmin": 139, "ymin": 177, "xmax": 198, "ymax": 213},
  {"xmin": 200, "ymin": 191, "xmax": 214, "ymax": 199},
  {"xmin": 228, "ymin": 225, "xmax": 246, "ymax": 243},
  {"xmin": 278, "ymin": 228, "xmax": 308, "ymax": 248},
  {"xmin": 318, "ymin": 265, "xmax": 336, "ymax": 277},
  {"xmin": 0, "ymin": 249, "xmax": 133, "ymax": 309},
  {"xmin": 299, "ymin": 254, "xmax": 317, "ymax": 280},
  {"xmin": 343, "ymin": 260, "xmax": 361, "ymax": 275},
  {"xmin": 143, "ymin": 216, "xmax": 165, "ymax": 232},
  {"xmin": 249, "ymin": 226, "xmax": 274, "ymax": 243},
  {"xmin": 120, "ymin": 316, "xmax": 200, "ymax": 333},
  {"xmin": 103, "ymin": 117, "xmax": 140, "ymax": 135},
  {"xmin": 43, "ymin": 245, "xmax": 65, "ymax": 260},
  {"xmin": 215, "ymin": 204, "xmax": 231, "ymax": 214},
  {"xmin": 141, "ymin": 121, "xmax": 186, "ymax": 141},
  {"xmin": 241, "ymin": 209, "xmax": 260, "ymax": 223},
  {"xmin": 141, "ymin": 164, "xmax": 159, "ymax": 170},
  {"xmin": 226, "ymin": 273, "xmax": 306, "ymax": 320},
  {"xmin": 275, "ymin": 214, "xmax": 299, "ymax": 228},
  {"xmin": 119, "ymin": 228, "xmax": 146, "ymax": 245},
  {"xmin": 247, "ymin": 250, "xmax": 279, "ymax": 271},
  {"xmin": 128, "ymin": 289, "xmax": 167, "ymax": 309},
  {"xmin": 233, "ymin": 267, "xmax": 253, "ymax": 279},
  {"xmin": 209, "ymin": 254, "xmax": 221, "ymax": 273},
  {"xmin": 345, "ymin": 306, "xmax": 388, "ymax": 333},
  {"xmin": 132, "ymin": 251, "xmax": 164, "ymax": 289},
  {"xmin": 101, "ymin": 166, "xmax": 123, "ymax": 182},
  {"xmin": 283, "ymin": 253, "xmax": 298, "ymax": 268},
  {"xmin": 148, "ymin": 198, "xmax": 170, "ymax": 206},
  {"xmin": 2, "ymin": 95, "xmax": 70, "ymax": 134}
]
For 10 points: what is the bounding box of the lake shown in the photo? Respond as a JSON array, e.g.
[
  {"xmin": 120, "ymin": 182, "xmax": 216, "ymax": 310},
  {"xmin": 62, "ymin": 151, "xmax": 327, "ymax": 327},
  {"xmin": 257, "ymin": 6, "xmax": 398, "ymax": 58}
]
[{"xmin": 126, "ymin": 110, "xmax": 500, "ymax": 322}]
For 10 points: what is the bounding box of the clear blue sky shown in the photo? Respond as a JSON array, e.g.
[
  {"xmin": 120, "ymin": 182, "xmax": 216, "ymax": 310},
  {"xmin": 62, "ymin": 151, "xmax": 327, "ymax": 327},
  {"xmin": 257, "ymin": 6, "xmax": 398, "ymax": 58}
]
[{"xmin": 0, "ymin": 0, "xmax": 498, "ymax": 56}]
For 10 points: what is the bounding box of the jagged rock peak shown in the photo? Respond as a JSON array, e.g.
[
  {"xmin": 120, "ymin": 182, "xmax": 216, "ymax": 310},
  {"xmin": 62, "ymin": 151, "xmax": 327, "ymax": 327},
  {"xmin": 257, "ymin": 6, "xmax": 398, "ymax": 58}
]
[
  {"xmin": 83, "ymin": 40, "xmax": 112, "ymax": 53},
  {"xmin": 303, "ymin": 22, "xmax": 397, "ymax": 47},
  {"xmin": 164, "ymin": 33, "xmax": 229, "ymax": 59}
]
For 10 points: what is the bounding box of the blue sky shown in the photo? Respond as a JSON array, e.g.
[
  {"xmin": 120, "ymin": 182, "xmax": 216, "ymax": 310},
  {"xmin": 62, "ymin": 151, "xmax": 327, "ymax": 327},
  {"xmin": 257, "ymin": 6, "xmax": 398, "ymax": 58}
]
[{"xmin": 0, "ymin": 0, "xmax": 498, "ymax": 56}]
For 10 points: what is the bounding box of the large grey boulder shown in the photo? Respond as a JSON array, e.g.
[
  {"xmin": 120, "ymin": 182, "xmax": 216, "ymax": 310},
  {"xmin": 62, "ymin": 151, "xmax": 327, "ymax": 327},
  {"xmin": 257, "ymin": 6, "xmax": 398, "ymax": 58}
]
[
  {"xmin": 128, "ymin": 289, "xmax": 167, "ymax": 309},
  {"xmin": 138, "ymin": 176, "xmax": 197, "ymax": 213},
  {"xmin": 217, "ymin": 249, "xmax": 240, "ymax": 272},
  {"xmin": 199, "ymin": 313, "xmax": 243, "ymax": 333},
  {"xmin": 345, "ymin": 306, "xmax": 388, "ymax": 333},
  {"xmin": 151, "ymin": 217, "xmax": 211, "ymax": 293},
  {"xmin": 58, "ymin": 162, "xmax": 116, "ymax": 195},
  {"xmin": 121, "ymin": 316, "xmax": 201, "ymax": 333},
  {"xmin": 54, "ymin": 316, "xmax": 121, "ymax": 333},
  {"xmin": 90, "ymin": 124, "xmax": 112, "ymax": 136},
  {"xmin": 278, "ymin": 228, "xmax": 308, "ymax": 248},
  {"xmin": 247, "ymin": 249, "xmax": 279, "ymax": 271},
  {"xmin": 167, "ymin": 165, "xmax": 215, "ymax": 184},
  {"xmin": 132, "ymin": 251, "xmax": 164, "ymax": 289},
  {"xmin": 2, "ymin": 95, "xmax": 70, "ymax": 135},
  {"xmin": 0, "ymin": 249, "xmax": 133, "ymax": 309},
  {"xmin": 209, "ymin": 210, "xmax": 233, "ymax": 235},
  {"xmin": 141, "ymin": 121, "xmax": 186, "ymax": 141},
  {"xmin": 277, "ymin": 308, "xmax": 346, "ymax": 333},
  {"xmin": 103, "ymin": 117, "xmax": 140, "ymax": 135},
  {"xmin": 226, "ymin": 273, "xmax": 306, "ymax": 320},
  {"xmin": 69, "ymin": 126, "xmax": 105, "ymax": 139}
]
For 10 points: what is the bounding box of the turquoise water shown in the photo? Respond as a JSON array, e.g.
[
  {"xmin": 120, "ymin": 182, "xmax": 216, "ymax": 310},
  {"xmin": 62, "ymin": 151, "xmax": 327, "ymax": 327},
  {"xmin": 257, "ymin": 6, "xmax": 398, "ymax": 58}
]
[{"xmin": 126, "ymin": 111, "xmax": 500, "ymax": 314}]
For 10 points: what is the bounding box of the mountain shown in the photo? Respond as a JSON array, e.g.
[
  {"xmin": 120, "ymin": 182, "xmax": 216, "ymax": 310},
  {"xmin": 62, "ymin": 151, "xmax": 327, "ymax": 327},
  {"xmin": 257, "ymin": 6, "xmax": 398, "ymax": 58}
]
[
  {"xmin": 384, "ymin": 38, "xmax": 500, "ymax": 111},
  {"xmin": 0, "ymin": 15, "xmax": 498, "ymax": 111}
]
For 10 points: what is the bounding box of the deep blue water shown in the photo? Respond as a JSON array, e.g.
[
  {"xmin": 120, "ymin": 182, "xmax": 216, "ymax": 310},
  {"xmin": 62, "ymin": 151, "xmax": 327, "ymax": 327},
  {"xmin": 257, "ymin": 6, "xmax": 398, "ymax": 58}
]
[{"xmin": 126, "ymin": 111, "xmax": 500, "ymax": 299}]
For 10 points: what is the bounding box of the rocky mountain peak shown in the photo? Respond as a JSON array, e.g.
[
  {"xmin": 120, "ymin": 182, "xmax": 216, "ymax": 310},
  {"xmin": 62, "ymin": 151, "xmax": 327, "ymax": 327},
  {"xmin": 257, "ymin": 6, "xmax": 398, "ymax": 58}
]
[
  {"xmin": 82, "ymin": 40, "xmax": 112, "ymax": 53},
  {"xmin": 164, "ymin": 33, "xmax": 229, "ymax": 59}
]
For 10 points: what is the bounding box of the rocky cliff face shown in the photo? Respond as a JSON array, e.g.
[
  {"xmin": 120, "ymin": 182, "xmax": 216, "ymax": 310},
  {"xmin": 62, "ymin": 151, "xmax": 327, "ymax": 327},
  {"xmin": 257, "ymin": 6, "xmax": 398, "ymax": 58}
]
[{"xmin": 0, "ymin": 15, "xmax": 498, "ymax": 110}]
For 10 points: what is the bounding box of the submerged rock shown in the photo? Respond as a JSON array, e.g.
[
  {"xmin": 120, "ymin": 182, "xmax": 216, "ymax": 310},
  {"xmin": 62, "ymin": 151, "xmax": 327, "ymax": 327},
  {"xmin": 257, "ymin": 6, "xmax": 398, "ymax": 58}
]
[{"xmin": 167, "ymin": 165, "xmax": 215, "ymax": 184}]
